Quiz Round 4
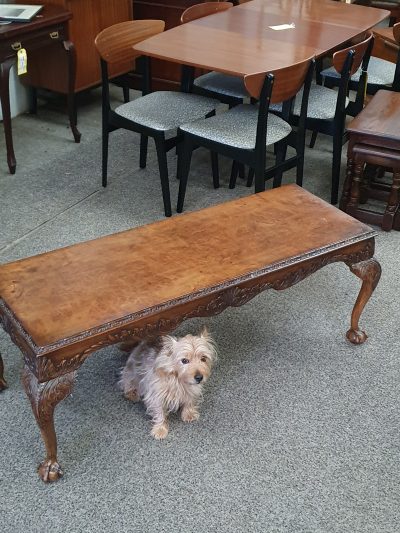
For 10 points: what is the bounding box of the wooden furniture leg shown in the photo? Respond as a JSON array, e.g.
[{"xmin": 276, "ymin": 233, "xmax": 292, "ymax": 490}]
[
  {"xmin": 382, "ymin": 169, "xmax": 400, "ymax": 231},
  {"xmin": 0, "ymin": 352, "xmax": 7, "ymax": 391},
  {"xmin": 340, "ymin": 155, "xmax": 354, "ymax": 210},
  {"xmin": 0, "ymin": 57, "xmax": 17, "ymax": 174},
  {"xmin": 346, "ymin": 257, "xmax": 382, "ymax": 344},
  {"xmin": 22, "ymin": 365, "xmax": 76, "ymax": 482},
  {"xmin": 63, "ymin": 40, "xmax": 81, "ymax": 144},
  {"xmin": 348, "ymin": 160, "xmax": 364, "ymax": 209}
]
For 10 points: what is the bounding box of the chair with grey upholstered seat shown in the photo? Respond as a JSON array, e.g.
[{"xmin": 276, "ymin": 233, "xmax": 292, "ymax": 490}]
[
  {"xmin": 95, "ymin": 20, "xmax": 219, "ymax": 217},
  {"xmin": 180, "ymin": 2, "xmax": 248, "ymax": 107},
  {"xmin": 320, "ymin": 23, "xmax": 400, "ymax": 98},
  {"xmin": 271, "ymin": 33, "xmax": 373, "ymax": 205},
  {"xmin": 176, "ymin": 58, "xmax": 315, "ymax": 213}
]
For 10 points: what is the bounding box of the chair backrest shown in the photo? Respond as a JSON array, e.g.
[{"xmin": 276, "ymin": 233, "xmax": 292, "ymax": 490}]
[
  {"xmin": 244, "ymin": 58, "xmax": 314, "ymax": 103},
  {"xmin": 393, "ymin": 22, "xmax": 400, "ymax": 44},
  {"xmin": 181, "ymin": 2, "xmax": 233, "ymax": 24},
  {"xmin": 94, "ymin": 20, "xmax": 165, "ymax": 65},
  {"xmin": 332, "ymin": 32, "xmax": 373, "ymax": 76}
]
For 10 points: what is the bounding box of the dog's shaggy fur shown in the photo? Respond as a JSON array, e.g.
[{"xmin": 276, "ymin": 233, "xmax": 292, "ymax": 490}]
[{"xmin": 119, "ymin": 328, "xmax": 216, "ymax": 439}]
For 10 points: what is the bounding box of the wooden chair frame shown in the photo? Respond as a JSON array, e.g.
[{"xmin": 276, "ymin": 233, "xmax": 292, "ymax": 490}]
[
  {"xmin": 303, "ymin": 33, "xmax": 373, "ymax": 204},
  {"xmin": 95, "ymin": 19, "xmax": 215, "ymax": 218},
  {"xmin": 176, "ymin": 59, "xmax": 315, "ymax": 213}
]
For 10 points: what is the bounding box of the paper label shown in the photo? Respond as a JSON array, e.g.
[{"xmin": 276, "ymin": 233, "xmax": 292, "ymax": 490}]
[
  {"xmin": 17, "ymin": 48, "xmax": 27, "ymax": 75},
  {"xmin": 269, "ymin": 23, "xmax": 296, "ymax": 31}
]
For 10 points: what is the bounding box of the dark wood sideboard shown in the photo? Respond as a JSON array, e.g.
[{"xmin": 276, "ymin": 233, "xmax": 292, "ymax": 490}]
[{"xmin": 16, "ymin": 0, "xmax": 133, "ymax": 93}]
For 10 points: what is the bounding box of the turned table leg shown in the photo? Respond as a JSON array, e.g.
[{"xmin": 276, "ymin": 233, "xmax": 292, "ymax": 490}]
[
  {"xmin": 22, "ymin": 365, "xmax": 76, "ymax": 482},
  {"xmin": 382, "ymin": 169, "xmax": 400, "ymax": 232},
  {"xmin": 346, "ymin": 257, "xmax": 382, "ymax": 344},
  {"xmin": 340, "ymin": 154, "xmax": 354, "ymax": 211},
  {"xmin": 0, "ymin": 352, "xmax": 7, "ymax": 391}
]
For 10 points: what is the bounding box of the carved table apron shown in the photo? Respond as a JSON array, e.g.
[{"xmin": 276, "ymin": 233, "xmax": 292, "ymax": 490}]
[{"xmin": 0, "ymin": 185, "xmax": 381, "ymax": 482}]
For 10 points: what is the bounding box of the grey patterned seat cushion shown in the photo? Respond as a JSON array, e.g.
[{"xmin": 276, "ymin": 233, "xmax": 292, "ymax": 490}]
[
  {"xmin": 193, "ymin": 71, "xmax": 248, "ymax": 99},
  {"xmin": 320, "ymin": 57, "xmax": 396, "ymax": 87},
  {"xmin": 180, "ymin": 104, "xmax": 292, "ymax": 149},
  {"xmin": 270, "ymin": 83, "xmax": 349, "ymax": 120},
  {"xmin": 114, "ymin": 92, "xmax": 219, "ymax": 133}
]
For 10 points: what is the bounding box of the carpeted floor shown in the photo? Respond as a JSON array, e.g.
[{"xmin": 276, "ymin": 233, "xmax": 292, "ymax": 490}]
[{"xmin": 0, "ymin": 88, "xmax": 399, "ymax": 533}]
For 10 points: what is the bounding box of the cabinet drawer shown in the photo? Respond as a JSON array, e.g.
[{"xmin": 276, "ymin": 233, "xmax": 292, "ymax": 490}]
[{"xmin": 1, "ymin": 25, "xmax": 67, "ymax": 57}]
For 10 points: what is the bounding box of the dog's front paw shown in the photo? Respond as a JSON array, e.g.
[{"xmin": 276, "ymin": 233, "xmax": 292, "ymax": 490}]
[
  {"xmin": 151, "ymin": 423, "xmax": 169, "ymax": 440},
  {"xmin": 124, "ymin": 389, "xmax": 139, "ymax": 402},
  {"xmin": 181, "ymin": 407, "xmax": 200, "ymax": 423}
]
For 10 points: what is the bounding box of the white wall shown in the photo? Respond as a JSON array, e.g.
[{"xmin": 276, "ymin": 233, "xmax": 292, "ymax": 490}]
[{"xmin": 0, "ymin": 64, "xmax": 30, "ymax": 120}]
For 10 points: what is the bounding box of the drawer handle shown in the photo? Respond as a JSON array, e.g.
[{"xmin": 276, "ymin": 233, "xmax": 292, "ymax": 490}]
[
  {"xmin": 11, "ymin": 42, "xmax": 21, "ymax": 51},
  {"xmin": 50, "ymin": 31, "xmax": 59, "ymax": 39}
]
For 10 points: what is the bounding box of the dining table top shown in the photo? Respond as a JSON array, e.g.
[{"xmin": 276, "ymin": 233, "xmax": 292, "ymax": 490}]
[{"xmin": 133, "ymin": 0, "xmax": 390, "ymax": 77}]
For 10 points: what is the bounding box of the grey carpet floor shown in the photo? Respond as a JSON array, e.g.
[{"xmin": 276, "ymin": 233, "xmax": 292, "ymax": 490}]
[{"xmin": 0, "ymin": 88, "xmax": 399, "ymax": 533}]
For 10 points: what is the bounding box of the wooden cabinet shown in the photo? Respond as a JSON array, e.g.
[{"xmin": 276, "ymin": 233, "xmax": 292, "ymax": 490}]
[
  {"xmin": 16, "ymin": 0, "xmax": 133, "ymax": 93},
  {"xmin": 372, "ymin": 26, "xmax": 399, "ymax": 63},
  {"xmin": 132, "ymin": 0, "xmax": 216, "ymax": 90}
]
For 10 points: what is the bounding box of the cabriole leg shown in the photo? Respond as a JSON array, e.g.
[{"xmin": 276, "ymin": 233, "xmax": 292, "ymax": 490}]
[
  {"xmin": 0, "ymin": 352, "xmax": 7, "ymax": 391},
  {"xmin": 346, "ymin": 258, "xmax": 382, "ymax": 344},
  {"xmin": 22, "ymin": 365, "xmax": 76, "ymax": 482}
]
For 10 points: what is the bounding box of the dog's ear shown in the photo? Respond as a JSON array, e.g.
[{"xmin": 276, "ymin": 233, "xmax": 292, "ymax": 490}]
[
  {"xmin": 200, "ymin": 326, "xmax": 211, "ymax": 341},
  {"xmin": 161, "ymin": 335, "xmax": 178, "ymax": 357}
]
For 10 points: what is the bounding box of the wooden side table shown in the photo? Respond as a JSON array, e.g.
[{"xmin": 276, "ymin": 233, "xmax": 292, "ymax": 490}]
[
  {"xmin": 341, "ymin": 90, "xmax": 400, "ymax": 230},
  {"xmin": 0, "ymin": 5, "xmax": 80, "ymax": 175}
]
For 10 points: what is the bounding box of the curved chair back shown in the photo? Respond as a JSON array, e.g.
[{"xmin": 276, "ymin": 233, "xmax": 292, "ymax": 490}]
[
  {"xmin": 95, "ymin": 20, "xmax": 165, "ymax": 65},
  {"xmin": 181, "ymin": 2, "xmax": 233, "ymax": 24},
  {"xmin": 332, "ymin": 32, "xmax": 373, "ymax": 76},
  {"xmin": 393, "ymin": 22, "xmax": 400, "ymax": 44},
  {"xmin": 244, "ymin": 57, "xmax": 314, "ymax": 104}
]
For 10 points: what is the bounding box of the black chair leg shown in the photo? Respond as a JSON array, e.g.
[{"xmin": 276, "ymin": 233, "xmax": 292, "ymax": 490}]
[
  {"xmin": 331, "ymin": 131, "xmax": 343, "ymax": 205},
  {"xmin": 229, "ymin": 161, "xmax": 239, "ymax": 189},
  {"xmin": 123, "ymin": 86, "xmax": 130, "ymax": 103},
  {"xmin": 296, "ymin": 154, "xmax": 305, "ymax": 187},
  {"xmin": 211, "ymin": 152, "xmax": 219, "ymax": 189},
  {"xmin": 247, "ymin": 168, "xmax": 255, "ymax": 188},
  {"xmin": 254, "ymin": 165, "xmax": 265, "ymax": 193},
  {"xmin": 154, "ymin": 137, "xmax": 172, "ymax": 217},
  {"xmin": 102, "ymin": 129, "xmax": 109, "ymax": 188},
  {"xmin": 273, "ymin": 144, "xmax": 287, "ymax": 188},
  {"xmin": 238, "ymin": 164, "xmax": 245, "ymax": 179},
  {"xmin": 140, "ymin": 135, "xmax": 148, "ymax": 169},
  {"xmin": 309, "ymin": 130, "xmax": 318, "ymax": 148},
  {"xmin": 177, "ymin": 138, "xmax": 194, "ymax": 213}
]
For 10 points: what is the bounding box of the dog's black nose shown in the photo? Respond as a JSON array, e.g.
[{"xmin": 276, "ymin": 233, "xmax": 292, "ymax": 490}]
[{"xmin": 194, "ymin": 374, "xmax": 203, "ymax": 383}]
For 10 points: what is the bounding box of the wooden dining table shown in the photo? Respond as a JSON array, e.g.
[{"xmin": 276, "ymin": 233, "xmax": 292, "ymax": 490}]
[{"xmin": 133, "ymin": 0, "xmax": 389, "ymax": 77}]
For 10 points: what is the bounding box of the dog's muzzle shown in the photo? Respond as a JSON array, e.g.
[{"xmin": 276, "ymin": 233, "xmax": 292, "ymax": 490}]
[{"xmin": 194, "ymin": 374, "xmax": 203, "ymax": 384}]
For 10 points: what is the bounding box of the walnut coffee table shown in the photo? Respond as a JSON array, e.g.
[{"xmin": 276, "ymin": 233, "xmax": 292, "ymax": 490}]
[{"xmin": 0, "ymin": 185, "xmax": 381, "ymax": 482}]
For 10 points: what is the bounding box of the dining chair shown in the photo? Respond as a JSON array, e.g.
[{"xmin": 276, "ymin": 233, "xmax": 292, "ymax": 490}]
[
  {"xmin": 272, "ymin": 33, "xmax": 373, "ymax": 205},
  {"xmin": 180, "ymin": 2, "xmax": 248, "ymax": 107},
  {"xmin": 319, "ymin": 24, "xmax": 400, "ymax": 100},
  {"xmin": 94, "ymin": 20, "xmax": 219, "ymax": 217},
  {"xmin": 176, "ymin": 58, "xmax": 315, "ymax": 213}
]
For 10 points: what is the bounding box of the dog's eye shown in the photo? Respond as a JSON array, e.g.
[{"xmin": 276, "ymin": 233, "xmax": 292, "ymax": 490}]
[
  {"xmin": 200, "ymin": 356, "xmax": 208, "ymax": 363},
  {"xmin": 181, "ymin": 358, "xmax": 190, "ymax": 364}
]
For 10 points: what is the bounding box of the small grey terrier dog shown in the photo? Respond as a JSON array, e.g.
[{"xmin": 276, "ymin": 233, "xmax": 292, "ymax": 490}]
[{"xmin": 119, "ymin": 328, "xmax": 216, "ymax": 439}]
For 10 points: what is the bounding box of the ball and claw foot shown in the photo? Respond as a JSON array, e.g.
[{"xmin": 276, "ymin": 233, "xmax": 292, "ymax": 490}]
[
  {"xmin": 151, "ymin": 423, "xmax": 169, "ymax": 440},
  {"xmin": 0, "ymin": 377, "xmax": 8, "ymax": 391},
  {"xmin": 346, "ymin": 329, "xmax": 368, "ymax": 345},
  {"xmin": 38, "ymin": 460, "xmax": 64, "ymax": 482}
]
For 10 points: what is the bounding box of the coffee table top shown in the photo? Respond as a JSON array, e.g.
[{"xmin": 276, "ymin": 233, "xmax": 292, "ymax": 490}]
[
  {"xmin": 133, "ymin": 0, "xmax": 389, "ymax": 76},
  {"xmin": 0, "ymin": 185, "xmax": 374, "ymax": 349},
  {"xmin": 347, "ymin": 90, "xmax": 400, "ymax": 142}
]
